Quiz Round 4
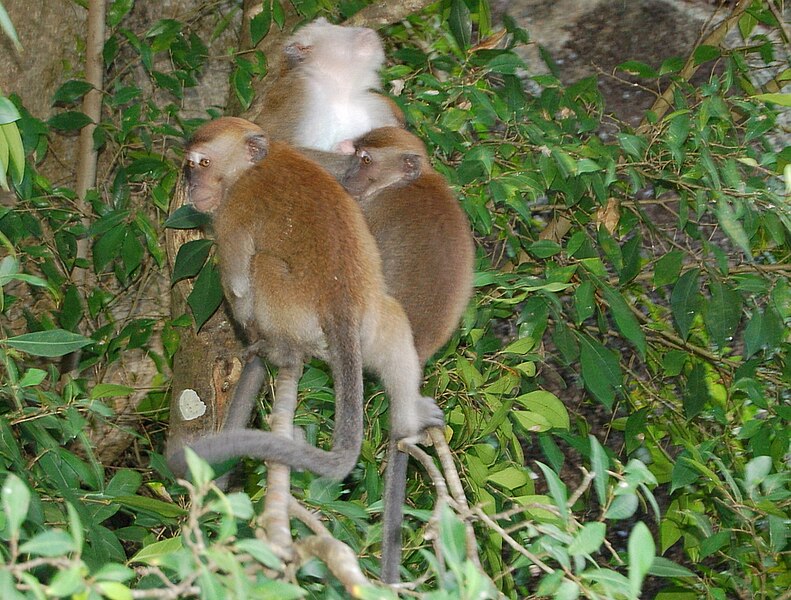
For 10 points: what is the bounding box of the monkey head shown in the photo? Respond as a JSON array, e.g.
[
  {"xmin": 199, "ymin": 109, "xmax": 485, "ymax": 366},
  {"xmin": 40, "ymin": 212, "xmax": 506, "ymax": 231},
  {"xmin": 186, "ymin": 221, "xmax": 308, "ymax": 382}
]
[
  {"xmin": 283, "ymin": 18, "xmax": 385, "ymax": 87},
  {"xmin": 342, "ymin": 127, "xmax": 427, "ymax": 201},
  {"xmin": 184, "ymin": 117, "xmax": 269, "ymax": 213}
]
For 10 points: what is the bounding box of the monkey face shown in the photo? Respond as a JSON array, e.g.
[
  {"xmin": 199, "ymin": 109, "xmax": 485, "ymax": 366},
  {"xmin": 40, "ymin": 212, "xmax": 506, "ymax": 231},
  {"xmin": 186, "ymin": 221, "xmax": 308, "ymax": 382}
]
[
  {"xmin": 285, "ymin": 18, "xmax": 386, "ymax": 78},
  {"xmin": 184, "ymin": 118, "xmax": 270, "ymax": 213},
  {"xmin": 342, "ymin": 146, "xmax": 422, "ymax": 201}
]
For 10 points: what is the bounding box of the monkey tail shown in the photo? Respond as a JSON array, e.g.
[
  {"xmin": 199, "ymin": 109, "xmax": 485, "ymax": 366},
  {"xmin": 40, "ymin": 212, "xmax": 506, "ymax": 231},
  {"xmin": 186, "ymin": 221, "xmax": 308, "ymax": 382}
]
[
  {"xmin": 165, "ymin": 322, "xmax": 365, "ymax": 481},
  {"xmin": 381, "ymin": 440, "xmax": 408, "ymax": 583}
]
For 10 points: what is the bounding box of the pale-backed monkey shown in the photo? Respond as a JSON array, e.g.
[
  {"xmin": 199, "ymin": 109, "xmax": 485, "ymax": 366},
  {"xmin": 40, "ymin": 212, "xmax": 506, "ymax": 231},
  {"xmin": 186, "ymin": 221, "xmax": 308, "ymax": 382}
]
[
  {"xmin": 337, "ymin": 126, "xmax": 475, "ymax": 582},
  {"xmin": 253, "ymin": 17, "xmax": 403, "ymax": 152},
  {"xmin": 166, "ymin": 117, "xmax": 443, "ymax": 479}
]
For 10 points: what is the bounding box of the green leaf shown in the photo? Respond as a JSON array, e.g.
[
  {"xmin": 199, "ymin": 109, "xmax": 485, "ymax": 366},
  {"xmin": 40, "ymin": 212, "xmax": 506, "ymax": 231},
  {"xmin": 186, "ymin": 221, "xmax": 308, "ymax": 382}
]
[
  {"xmin": 536, "ymin": 462, "xmax": 568, "ymax": 522},
  {"xmin": 514, "ymin": 391, "xmax": 569, "ymax": 429},
  {"xmin": 617, "ymin": 133, "xmax": 647, "ymax": 160},
  {"xmin": 235, "ymin": 538, "xmax": 282, "ymax": 569},
  {"xmin": 648, "ymin": 556, "xmax": 695, "ymax": 579},
  {"xmin": 130, "ymin": 537, "xmax": 184, "ymax": 565},
  {"xmin": 164, "ymin": 204, "xmax": 211, "ymax": 229},
  {"xmin": 0, "ymin": 6, "xmax": 21, "ymax": 52},
  {"xmin": 618, "ymin": 60, "xmax": 658, "ymax": 78},
  {"xmin": 601, "ymin": 284, "xmax": 646, "ymax": 358},
  {"xmin": 172, "ymin": 239, "xmax": 214, "ymax": 284},
  {"xmin": 589, "ymin": 435, "xmax": 609, "ymax": 507},
  {"xmin": 0, "ymin": 96, "xmax": 21, "ymax": 124},
  {"xmin": 0, "ymin": 121, "xmax": 24, "ymax": 183},
  {"xmin": 752, "ymin": 92, "xmax": 791, "ymax": 106},
  {"xmin": 52, "ymin": 80, "xmax": 94, "ymax": 105},
  {"xmin": 744, "ymin": 305, "xmax": 784, "ymax": 358},
  {"xmin": 91, "ymin": 383, "xmax": 134, "ymax": 399},
  {"xmin": 19, "ymin": 529, "xmax": 77, "ymax": 556},
  {"xmin": 48, "ymin": 111, "xmax": 93, "ymax": 131},
  {"xmin": 703, "ymin": 279, "xmax": 742, "ymax": 350},
  {"xmin": 104, "ymin": 469, "xmax": 143, "ymax": 497},
  {"xmin": 111, "ymin": 495, "xmax": 187, "ymax": 519},
  {"xmin": 574, "ymin": 280, "xmax": 595, "ymax": 324},
  {"xmin": 187, "ymin": 262, "xmax": 223, "ymax": 330},
  {"xmin": 569, "ymin": 522, "xmax": 606, "ymax": 556},
  {"xmin": 93, "ymin": 224, "xmax": 126, "ymax": 272},
  {"xmin": 108, "ymin": 0, "xmax": 135, "ymax": 27},
  {"xmin": 48, "ymin": 565, "xmax": 85, "ymax": 597},
  {"xmin": 439, "ymin": 503, "xmax": 467, "ymax": 566},
  {"xmin": 671, "ymin": 268, "xmax": 701, "ymax": 341},
  {"xmin": 605, "ymin": 493, "xmax": 638, "ymax": 520},
  {"xmin": 683, "ymin": 362, "xmax": 710, "ymax": 419},
  {"xmin": 4, "ymin": 329, "xmax": 92, "ymax": 357},
  {"xmin": 578, "ymin": 334, "xmax": 622, "ymax": 409},
  {"xmin": 1, "ymin": 473, "xmax": 30, "ymax": 537},
  {"xmin": 654, "ymin": 250, "xmax": 684, "ymax": 287},
  {"xmin": 628, "ymin": 522, "xmax": 655, "ymax": 597},
  {"xmin": 448, "ymin": 0, "xmax": 472, "ymax": 50},
  {"xmin": 716, "ymin": 197, "xmax": 753, "ymax": 258},
  {"xmin": 693, "ymin": 45, "xmax": 720, "ymax": 64},
  {"xmin": 250, "ymin": 3, "xmax": 272, "ymax": 45},
  {"xmin": 487, "ymin": 466, "xmax": 529, "ymax": 491},
  {"xmin": 18, "ymin": 368, "xmax": 47, "ymax": 387},
  {"xmin": 96, "ymin": 582, "xmax": 133, "ymax": 600}
]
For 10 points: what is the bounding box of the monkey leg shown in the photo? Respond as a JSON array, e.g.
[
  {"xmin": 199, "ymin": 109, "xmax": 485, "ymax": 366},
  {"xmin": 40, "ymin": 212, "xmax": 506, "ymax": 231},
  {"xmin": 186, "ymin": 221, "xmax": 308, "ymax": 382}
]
[
  {"xmin": 365, "ymin": 296, "xmax": 444, "ymax": 584},
  {"xmin": 366, "ymin": 296, "xmax": 444, "ymax": 440}
]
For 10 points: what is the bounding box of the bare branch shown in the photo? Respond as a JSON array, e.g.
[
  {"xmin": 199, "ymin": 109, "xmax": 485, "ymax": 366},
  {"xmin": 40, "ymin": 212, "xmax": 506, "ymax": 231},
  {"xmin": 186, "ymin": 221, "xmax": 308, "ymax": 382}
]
[
  {"xmin": 427, "ymin": 428, "xmax": 481, "ymax": 568},
  {"xmin": 295, "ymin": 536, "xmax": 372, "ymax": 596},
  {"xmin": 344, "ymin": 0, "xmax": 436, "ymax": 28}
]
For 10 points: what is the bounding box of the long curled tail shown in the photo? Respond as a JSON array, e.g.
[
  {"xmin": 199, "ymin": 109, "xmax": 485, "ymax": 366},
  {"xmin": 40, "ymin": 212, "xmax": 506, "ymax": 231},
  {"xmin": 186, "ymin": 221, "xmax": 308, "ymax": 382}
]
[{"xmin": 166, "ymin": 320, "xmax": 365, "ymax": 481}]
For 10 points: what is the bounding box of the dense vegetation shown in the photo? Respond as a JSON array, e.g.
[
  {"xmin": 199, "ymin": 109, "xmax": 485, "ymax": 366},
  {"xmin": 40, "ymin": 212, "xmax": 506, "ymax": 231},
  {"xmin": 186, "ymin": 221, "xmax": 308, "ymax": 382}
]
[{"xmin": 0, "ymin": 0, "xmax": 789, "ymax": 598}]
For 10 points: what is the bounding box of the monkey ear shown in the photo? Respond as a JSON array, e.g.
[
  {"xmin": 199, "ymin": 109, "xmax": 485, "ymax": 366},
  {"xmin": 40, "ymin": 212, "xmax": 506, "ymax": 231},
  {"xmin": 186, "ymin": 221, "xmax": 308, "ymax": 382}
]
[
  {"xmin": 247, "ymin": 134, "xmax": 269, "ymax": 163},
  {"xmin": 402, "ymin": 154, "xmax": 422, "ymax": 181}
]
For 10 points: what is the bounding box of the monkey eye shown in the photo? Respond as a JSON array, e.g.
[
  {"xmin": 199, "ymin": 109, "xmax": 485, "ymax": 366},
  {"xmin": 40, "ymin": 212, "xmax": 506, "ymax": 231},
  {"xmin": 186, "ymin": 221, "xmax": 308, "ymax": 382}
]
[
  {"xmin": 186, "ymin": 159, "xmax": 196, "ymax": 169},
  {"xmin": 360, "ymin": 151, "xmax": 372, "ymax": 165},
  {"xmin": 199, "ymin": 158, "xmax": 211, "ymax": 168}
]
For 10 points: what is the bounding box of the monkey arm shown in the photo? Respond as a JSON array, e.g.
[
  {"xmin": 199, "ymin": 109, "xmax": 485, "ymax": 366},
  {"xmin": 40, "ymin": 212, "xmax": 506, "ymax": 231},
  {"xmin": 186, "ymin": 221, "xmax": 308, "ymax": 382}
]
[{"xmin": 295, "ymin": 147, "xmax": 357, "ymax": 180}]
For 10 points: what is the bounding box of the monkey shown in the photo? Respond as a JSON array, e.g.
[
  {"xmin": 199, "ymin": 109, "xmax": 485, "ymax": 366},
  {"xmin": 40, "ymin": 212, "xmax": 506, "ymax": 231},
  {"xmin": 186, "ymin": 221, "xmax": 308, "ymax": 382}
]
[
  {"xmin": 166, "ymin": 117, "xmax": 444, "ymax": 482},
  {"xmin": 336, "ymin": 126, "xmax": 475, "ymax": 583},
  {"xmin": 252, "ymin": 17, "xmax": 403, "ymax": 153}
]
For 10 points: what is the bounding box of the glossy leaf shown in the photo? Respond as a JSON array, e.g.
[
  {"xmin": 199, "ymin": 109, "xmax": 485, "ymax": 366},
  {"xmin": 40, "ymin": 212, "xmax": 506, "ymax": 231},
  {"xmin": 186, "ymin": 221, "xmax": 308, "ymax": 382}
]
[
  {"xmin": 4, "ymin": 329, "xmax": 92, "ymax": 357},
  {"xmin": 172, "ymin": 239, "xmax": 213, "ymax": 284}
]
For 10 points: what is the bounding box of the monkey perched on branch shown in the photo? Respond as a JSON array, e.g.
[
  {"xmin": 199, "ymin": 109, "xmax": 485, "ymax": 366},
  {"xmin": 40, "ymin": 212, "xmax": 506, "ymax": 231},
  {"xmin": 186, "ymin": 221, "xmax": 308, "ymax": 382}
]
[
  {"xmin": 336, "ymin": 126, "xmax": 475, "ymax": 582},
  {"xmin": 167, "ymin": 117, "xmax": 443, "ymax": 479}
]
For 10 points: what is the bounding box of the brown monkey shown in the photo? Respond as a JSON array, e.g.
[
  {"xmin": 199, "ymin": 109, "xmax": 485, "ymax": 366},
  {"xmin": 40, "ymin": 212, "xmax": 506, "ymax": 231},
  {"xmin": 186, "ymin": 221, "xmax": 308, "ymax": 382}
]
[
  {"xmin": 167, "ymin": 117, "xmax": 443, "ymax": 479},
  {"xmin": 342, "ymin": 127, "xmax": 475, "ymax": 364},
  {"xmin": 253, "ymin": 17, "xmax": 402, "ymax": 152},
  {"xmin": 338, "ymin": 126, "xmax": 475, "ymax": 582}
]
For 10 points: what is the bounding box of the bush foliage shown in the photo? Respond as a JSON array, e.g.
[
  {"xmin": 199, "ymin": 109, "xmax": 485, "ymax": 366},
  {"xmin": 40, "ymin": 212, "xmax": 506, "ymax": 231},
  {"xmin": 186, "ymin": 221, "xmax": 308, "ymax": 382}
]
[{"xmin": 0, "ymin": 0, "xmax": 789, "ymax": 598}]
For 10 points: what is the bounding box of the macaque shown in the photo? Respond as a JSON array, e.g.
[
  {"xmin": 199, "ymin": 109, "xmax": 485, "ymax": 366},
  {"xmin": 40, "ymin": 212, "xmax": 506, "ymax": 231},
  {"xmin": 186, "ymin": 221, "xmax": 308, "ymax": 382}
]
[
  {"xmin": 253, "ymin": 17, "xmax": 403, "ymax": 152},
  {"xmin": 167, "ymin": 117, "xmax": 443, "ymax": 480},
  {"xmin": 338, "ymin": 126, "xmax": 475, "ymax": 582}
]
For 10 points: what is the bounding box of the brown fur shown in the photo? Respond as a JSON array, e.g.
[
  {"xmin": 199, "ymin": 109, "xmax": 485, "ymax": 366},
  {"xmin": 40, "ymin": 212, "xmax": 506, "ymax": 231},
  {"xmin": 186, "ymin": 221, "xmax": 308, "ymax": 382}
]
[
  {"xmin": 342, "ymin": 126, "xmax": 475, "ymax": 364},
  {"xmin": 336, "ymin": 126, "xmax": 475, "ymax": 583},
  {"xmin": 169, "ymin": 117, "xmax": 443, "ymax": 480}
]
